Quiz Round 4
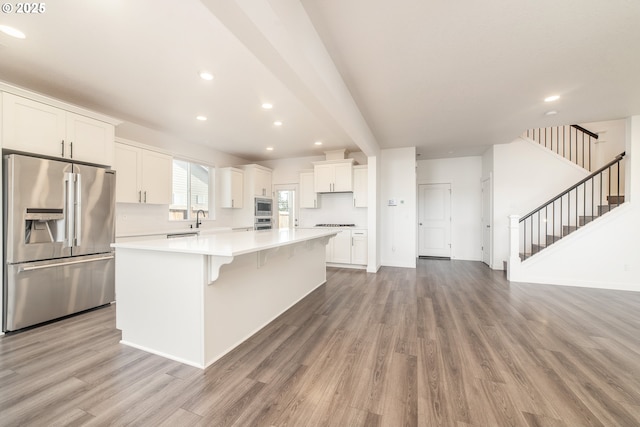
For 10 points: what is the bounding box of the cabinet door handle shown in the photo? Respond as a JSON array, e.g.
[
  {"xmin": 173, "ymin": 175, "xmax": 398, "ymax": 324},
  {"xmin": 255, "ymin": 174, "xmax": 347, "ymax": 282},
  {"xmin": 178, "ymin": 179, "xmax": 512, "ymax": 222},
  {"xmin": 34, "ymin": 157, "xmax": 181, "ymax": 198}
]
[
  {"xmin": 70, "ymin": 142, "xmax": 73, "ymax": 159},
  {"xmin": 138, "ymin": 190, "xmax": 142, "ymax": 203},
  {"xmin": 61, "ymin": 140, "xmax": 65, "ymax": 157},
  {"xmin": 353, "ymin": 198, "xmax": 356, "ymax": 207},
  {"xmin": 314, "ymin": 199, "xmax": 316, "ymax": 208},
  {"xmin": 232, "ymin": 199, "xmax": 234, "ymax": 208},
  {"xmin": 144, "ymin": 191, "xmax": 147, "ymax": 203}
]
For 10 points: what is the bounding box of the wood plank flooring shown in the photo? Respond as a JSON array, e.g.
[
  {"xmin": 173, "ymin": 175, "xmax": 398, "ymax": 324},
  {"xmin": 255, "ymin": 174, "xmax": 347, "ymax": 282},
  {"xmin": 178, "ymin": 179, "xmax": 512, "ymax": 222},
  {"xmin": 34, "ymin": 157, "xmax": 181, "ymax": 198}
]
[{"xmin": 1, "ymin": 259, "xmax": 640, "ymax": 426}]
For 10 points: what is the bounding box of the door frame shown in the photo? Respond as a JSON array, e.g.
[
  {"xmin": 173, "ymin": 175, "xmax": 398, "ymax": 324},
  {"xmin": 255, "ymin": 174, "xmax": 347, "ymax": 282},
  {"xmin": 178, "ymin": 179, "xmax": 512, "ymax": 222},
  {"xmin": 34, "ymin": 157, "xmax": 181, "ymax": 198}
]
[
  {"xmin": 417, "ymin": 182, "xmax": 452, "ymax": 258},
  {"xmin": 481, "ymin": 175, "xmax": 493, "ymax": 267},
  {"xmin": 273, "ymin": 184, "xmax": 299, "ymax": 229}
]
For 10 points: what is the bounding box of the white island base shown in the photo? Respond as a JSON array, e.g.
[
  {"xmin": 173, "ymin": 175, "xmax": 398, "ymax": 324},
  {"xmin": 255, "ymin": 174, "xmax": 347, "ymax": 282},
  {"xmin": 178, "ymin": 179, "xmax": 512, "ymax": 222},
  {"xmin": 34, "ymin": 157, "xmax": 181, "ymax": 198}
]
[{"xmin": 114, "ymin": 229, "xmax": 336, "ymax": 369}]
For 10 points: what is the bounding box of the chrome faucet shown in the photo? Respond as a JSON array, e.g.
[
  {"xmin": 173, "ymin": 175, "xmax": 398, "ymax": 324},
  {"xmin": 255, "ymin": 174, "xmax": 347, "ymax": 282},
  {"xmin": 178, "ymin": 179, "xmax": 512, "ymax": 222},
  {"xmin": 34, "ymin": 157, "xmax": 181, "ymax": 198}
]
[{"xmin": 195, "ymin": 209, "xmax": 205, "ymax": 228}]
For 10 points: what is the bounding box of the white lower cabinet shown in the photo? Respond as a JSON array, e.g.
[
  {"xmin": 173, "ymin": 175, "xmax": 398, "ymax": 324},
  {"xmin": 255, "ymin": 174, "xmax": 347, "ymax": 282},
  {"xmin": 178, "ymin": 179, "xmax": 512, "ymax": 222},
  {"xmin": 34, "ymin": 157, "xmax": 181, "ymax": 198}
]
[
  {"xmin": 326, "ymin": 229, "xmax": 368, "ymax": 266},
  {"xmin": 351, "ymin": 230, "xmax": 368, "ymax": 265},
  {"xmin": 326, "ymin": 230, "xmax": 352, "ymax": 264}
]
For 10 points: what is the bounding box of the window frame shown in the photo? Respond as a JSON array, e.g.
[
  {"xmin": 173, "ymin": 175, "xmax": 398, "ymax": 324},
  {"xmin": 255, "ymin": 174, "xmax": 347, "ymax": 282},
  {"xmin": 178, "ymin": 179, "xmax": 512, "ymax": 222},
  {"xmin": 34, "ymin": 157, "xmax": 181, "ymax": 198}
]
[{"xmin": 169, "ymin": 158, "xmax": 216, "ymax": 221}]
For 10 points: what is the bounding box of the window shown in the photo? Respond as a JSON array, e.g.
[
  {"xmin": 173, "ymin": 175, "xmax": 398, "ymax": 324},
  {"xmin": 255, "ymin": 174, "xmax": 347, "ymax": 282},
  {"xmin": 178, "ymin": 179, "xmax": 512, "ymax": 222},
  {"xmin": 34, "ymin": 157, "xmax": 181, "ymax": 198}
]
[{"xmin": 169, "ymin": 159, "xmax": 213, "ymax": 221}]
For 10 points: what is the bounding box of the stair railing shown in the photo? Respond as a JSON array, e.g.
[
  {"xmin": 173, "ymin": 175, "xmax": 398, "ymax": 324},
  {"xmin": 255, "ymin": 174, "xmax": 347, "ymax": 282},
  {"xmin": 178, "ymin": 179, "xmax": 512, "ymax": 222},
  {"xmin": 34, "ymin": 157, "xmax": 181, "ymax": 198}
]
[
  {"xmin": 522, "ymin": 125, "xmax": 599, "ymax": 170},
  {"xmin": 519, "ymin": 152, "xmax": 625, "ymax": 260}
]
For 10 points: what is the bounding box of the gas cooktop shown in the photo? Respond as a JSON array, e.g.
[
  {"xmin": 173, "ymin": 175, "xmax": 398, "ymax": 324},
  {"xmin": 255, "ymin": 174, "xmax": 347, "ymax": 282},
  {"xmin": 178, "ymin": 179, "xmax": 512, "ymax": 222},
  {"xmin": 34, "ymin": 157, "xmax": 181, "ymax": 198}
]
[{"xmin": 315, "ymin": 223, "xmax": 356, "ymax": 227}]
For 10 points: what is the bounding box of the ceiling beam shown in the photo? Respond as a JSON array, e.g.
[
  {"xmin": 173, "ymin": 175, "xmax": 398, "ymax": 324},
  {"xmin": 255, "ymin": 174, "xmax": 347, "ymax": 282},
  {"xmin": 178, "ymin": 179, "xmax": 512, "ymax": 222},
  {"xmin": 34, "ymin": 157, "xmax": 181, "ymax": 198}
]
[{"xmin": 200, "ymin": 0, "xmax": 380, "ymax": 157}]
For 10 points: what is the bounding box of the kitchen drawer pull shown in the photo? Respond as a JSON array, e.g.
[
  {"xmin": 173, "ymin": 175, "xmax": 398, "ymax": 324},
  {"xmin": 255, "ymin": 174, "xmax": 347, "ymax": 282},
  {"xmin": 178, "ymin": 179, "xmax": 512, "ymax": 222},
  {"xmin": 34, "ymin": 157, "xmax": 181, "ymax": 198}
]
[
  {"xmin": 61, "ymin": 140, "xmax": 65, "ymax": 157},
  {"xmin": 19, "ymin": 255, "xmax": 115, "ymax": 272}
]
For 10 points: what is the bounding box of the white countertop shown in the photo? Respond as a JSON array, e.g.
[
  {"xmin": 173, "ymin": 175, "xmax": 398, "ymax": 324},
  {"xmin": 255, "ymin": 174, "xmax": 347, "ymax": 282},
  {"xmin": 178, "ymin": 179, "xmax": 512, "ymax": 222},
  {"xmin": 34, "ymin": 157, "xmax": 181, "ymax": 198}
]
[
  {"xmin": 112, "ymin": 228, "xmax": 338, "ymax": 257},
  {"xmin": 115, "ymin": 227, "xmax": 232, "ymax": 239}
]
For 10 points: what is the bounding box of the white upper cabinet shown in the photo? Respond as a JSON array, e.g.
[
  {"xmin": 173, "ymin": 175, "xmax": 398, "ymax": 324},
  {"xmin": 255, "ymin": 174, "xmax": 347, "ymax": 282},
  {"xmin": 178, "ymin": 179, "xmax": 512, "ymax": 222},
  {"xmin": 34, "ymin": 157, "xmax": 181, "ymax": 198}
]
[
  {"xmin": 114, "ymin": 142, "xmax": 172, "ymax": 204},
  {"xmin": 299, "ymin": 171, "xmax": 317, "ymax": 208},
  {"xmin": 141, "ymin": 150, "xmax": 172, "ymax": 204},
  {"xmin": 220, "ymin": 167, "xmax": 244, "ymax": 208},
  {"xmin": 353, "ymin": 165, "xmax": 368, "ymax": 207},
  {"xmin": 243, "ymin": 164, "xmax": 272, "ymax": 197},
  {"xmin": 2, "ymin": 93, "xmax": 114, "ymax": 166},
  {"xmin": 313, "ymin": 159, "xmax": 354, "ymax": 193},
  {"xmin": 65, "ymin": 112, "xmax": 115, "ymax": 166}
]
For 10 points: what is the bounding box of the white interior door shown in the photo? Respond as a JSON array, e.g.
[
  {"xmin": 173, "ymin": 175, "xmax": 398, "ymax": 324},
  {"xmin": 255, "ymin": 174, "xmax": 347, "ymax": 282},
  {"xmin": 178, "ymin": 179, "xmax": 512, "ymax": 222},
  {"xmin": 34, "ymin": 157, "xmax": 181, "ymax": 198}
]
[
  {"xmin": 481, "ymin": 178, "xmax": 492, "ymax": 266},
  {"xmin": 418, "ymin": 184, "xmax": 451, "ymax": 258}
]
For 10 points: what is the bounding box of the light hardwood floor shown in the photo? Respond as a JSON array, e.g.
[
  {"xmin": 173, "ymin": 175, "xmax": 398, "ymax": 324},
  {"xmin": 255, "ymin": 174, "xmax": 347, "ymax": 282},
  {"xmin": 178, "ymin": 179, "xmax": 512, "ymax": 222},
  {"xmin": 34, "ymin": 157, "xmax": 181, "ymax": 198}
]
[{"xmin": 1, "ymin": 260, "xmax": 640, "ymax": 426}]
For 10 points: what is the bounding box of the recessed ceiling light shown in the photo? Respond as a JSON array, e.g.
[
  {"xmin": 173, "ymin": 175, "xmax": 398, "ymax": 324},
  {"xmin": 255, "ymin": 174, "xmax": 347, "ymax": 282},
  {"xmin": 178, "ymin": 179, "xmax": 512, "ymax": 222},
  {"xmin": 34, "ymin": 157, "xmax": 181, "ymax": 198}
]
[
  {"xmin": 545, "ymin": 110, "xmax": 558, "ymax": 116},
  {"xmin": 199, "ymin": 71, "xmax": 214, "ymax": 81},
  {"xmin": 314, "ymin": 141, "xmax": 323, "ymax": 146},
  {"xmin": 196, "ymin": 115, "xmax": 207, "ymax": 121},
  {"xmin": 544, "ymin": 95, "xmax": 560, "ymax": 102},
  {"xmin": 273, "ymin": 121, "xmax": 283, "ymax": 126},
  {"xmin": 266, "ymin": 147, "xmax": 274, "ymax": 151},
  {"xmin": 262, "ymin": 103, "xmax": 273, "ymax": 109},
  {"xmin": 0, "ymin": 25, "xmax": 26, "ymax": 39}
]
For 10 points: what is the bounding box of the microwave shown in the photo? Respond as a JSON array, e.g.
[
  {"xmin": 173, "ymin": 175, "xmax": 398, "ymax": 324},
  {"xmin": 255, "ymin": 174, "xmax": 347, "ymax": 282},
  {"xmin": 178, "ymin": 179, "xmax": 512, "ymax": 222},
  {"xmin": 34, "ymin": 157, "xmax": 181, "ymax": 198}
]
[{"xmin": 255, "ymin": 197, "xmax": 272, "ymax": 217}]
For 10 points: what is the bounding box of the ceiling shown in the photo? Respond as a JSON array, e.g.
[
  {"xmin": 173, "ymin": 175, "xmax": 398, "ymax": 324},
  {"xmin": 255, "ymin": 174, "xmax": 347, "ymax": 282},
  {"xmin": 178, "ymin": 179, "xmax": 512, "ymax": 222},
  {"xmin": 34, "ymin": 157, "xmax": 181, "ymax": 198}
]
[{"xmin": 1, "ymin": 0, "xmax": 639, "ymax": 161}]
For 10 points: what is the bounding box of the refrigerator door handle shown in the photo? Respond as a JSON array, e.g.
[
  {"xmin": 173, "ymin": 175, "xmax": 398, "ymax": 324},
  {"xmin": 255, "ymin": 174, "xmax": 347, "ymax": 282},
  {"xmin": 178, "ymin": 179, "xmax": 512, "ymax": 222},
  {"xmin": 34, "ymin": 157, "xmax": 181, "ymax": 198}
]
[
  {"xmin": 64, "ymin": 172, "xmax": 75, "ymax": 248},
  {"xmin": 75, "ymin": 173, "xmax": 82, "ymax": 247},
  {"xmin": 18, "ymin": 255, "xmax": 115, "ymax": 272}
]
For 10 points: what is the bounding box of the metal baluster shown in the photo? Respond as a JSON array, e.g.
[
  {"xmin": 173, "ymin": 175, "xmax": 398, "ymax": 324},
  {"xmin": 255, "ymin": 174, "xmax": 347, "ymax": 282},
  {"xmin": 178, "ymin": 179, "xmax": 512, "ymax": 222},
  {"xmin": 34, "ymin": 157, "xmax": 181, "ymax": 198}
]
[
  {"xmin": 608, "ymin": 166, "xmax": 612, "ymax": 209},
  {"xmin": 617, "ymin": 162, "xmax": 620, "ymax": 208},
  {"xmin": 545, "ymin": 206, "xmax": 548, "ymax": 247},
  {"xmin": 575, "ymin": 188, "xmax": 578, "ymax": 230},
  {"xmin": 582, "ymin": 132, "xmax": 585, "ymax": 169},
  {"xmin": 591, "ymin": 178, "xmax": 600, "ymax": 217}
]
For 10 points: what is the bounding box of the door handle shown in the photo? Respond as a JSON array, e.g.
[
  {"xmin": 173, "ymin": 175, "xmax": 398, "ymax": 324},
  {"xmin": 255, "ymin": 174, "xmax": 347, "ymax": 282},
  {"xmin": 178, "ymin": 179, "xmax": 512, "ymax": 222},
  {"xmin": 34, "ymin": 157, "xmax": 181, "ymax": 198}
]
[
  {"xmin": 75, "ymin": 173, "xmax": 81, "ymax": 246},
  {"xmin": 65, "ymin": 172, "xmax": 75, "ymax": 248},
  {"xmin": 61, "ymin": 140, "xmax": 65, "ymax": 157},
  {"xmin": 19, "ymin": 255, "xmax": 115, "ymax": 272},
  {"xmin": 419, "ymin": 223, "xmax": 423, "ymax": 226},
  {"xmin": 70, "ymin": 142, "xmax": 73, "ymax": 159},
  {"xmin": 144, "ymin": 191, "xmax": 147, "ymax": 203}
]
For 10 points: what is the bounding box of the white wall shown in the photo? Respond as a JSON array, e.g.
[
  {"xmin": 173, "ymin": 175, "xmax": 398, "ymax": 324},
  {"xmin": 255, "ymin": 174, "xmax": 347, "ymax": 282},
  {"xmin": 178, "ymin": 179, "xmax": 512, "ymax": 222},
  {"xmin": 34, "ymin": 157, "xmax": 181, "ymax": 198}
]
[
  {"xmin": 417, "ymin": 156, "xmax": 483, "ymax": 261},
  {"xmin": 259, "ymin": 155, "xmax": 324, "ymax": 185},
  {"xmin": 508, "ymin": 115, "xmax": 640, "ymax": 291},
  {"xmin": 115, "ymin": 123, "xmax": 250, "ymax": 236},
  {"xmin": 580, "ymin": 119, "xmax": 627, "ymax": 170},
  {"xmin": 368, "ymin": 155, "xmax": 380, "ymax": 273},
  {"xmin": 380, "ymin": 147, "xmax": 417, "ymax": 268},
  {"xmin": 492, "ymin": 138, "xmax": 590, "ymax": 269}
]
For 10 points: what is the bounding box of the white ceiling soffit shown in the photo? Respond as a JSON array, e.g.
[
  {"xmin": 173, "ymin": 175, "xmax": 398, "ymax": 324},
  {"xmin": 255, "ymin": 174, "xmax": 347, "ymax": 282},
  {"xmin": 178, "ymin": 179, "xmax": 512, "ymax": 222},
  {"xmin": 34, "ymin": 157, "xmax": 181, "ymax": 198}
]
[
  {"xmin": 199, "ymin": 0, "xmax": 380, "ymax": 157},
  {"xmin": 300, "ymin": 0, "xmax": 640, "ymax": 157},
  {"xmin": 0, "ymin": 1, "xmax": 355, "ymax": 161}
]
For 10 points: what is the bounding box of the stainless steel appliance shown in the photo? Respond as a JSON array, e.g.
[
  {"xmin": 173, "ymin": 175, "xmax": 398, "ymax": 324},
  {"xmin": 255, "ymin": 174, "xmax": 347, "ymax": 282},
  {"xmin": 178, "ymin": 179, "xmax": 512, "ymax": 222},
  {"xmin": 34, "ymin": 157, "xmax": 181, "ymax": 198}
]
[
  {"xmin": 255, "ymin": 197, "xmax": 272, "ymax": 217},
  {"xmin": 3, "ymin": 153, "xmax": 116, "ymax": 332},
  {"xmin": 254, "ymin": 217, "xmax": 272, "ymax": 230}
]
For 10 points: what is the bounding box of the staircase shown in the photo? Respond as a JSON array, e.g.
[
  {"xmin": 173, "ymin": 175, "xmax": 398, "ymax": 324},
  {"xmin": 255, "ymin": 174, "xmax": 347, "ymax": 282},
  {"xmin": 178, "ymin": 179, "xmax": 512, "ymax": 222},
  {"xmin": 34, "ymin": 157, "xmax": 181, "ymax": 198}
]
[
  {"xmin": 521, "ymin": 124, "xmax": 599, "ymax": 171},
  {"xmin": 518, "ymin": 125, "xmax": 625, "ymax": 260}
]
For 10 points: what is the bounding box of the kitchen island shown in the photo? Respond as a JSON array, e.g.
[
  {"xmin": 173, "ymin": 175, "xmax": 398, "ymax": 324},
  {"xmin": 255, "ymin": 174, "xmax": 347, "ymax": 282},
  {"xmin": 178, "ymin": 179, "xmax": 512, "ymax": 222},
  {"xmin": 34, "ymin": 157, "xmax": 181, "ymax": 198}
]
[{"xmin": 112, "ymin": 228, "xmax": 337, "ymax": 368}]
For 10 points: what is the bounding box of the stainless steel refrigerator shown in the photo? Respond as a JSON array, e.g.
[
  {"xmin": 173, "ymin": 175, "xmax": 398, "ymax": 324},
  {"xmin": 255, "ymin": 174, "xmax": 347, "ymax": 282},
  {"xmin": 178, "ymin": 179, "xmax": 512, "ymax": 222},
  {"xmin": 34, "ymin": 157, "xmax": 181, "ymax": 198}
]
[{"xmin": 3, "ymin": 153, "xmax": 115, "ymax": 331}]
